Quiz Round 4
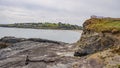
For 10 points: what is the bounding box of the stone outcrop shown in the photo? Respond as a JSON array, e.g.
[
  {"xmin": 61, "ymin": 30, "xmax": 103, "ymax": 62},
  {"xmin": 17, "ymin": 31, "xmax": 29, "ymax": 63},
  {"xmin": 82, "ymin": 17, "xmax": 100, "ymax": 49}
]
[
  {"xmin": 74, "ymin": 31, "xmax": 118, "ymax": 56},
  {"xmin": 0, "ymin": 36, "xmax": 63, "ymax": 45},
  {"xmin": 0, "ymin": 37, "xmax": 81, "ymax": 68},
  {"xmin": 74, "ymin": 18, "xmax": 120, "ymax": 68}
]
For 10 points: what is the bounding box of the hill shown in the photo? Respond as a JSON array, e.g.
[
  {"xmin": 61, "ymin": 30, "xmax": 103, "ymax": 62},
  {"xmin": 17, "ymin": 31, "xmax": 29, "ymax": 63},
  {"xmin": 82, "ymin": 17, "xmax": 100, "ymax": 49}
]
[{"xmin": 0, "ymin": 22, "xmax": 82, "ymax": 30}]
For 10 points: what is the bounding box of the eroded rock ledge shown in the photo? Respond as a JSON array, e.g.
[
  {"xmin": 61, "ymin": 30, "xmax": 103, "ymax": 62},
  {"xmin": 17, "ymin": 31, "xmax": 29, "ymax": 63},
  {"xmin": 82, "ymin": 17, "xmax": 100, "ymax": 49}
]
[
  {"xmin": 74, "ymin": 18, "xmax": 120, "ymax": 68},
  {"xmin": 0, "ymin": 36, "xmax": 81, "ymax": 68},
  {"xmin": 0, "ymin": 36, "xmax": 64, "ymax": 45}
]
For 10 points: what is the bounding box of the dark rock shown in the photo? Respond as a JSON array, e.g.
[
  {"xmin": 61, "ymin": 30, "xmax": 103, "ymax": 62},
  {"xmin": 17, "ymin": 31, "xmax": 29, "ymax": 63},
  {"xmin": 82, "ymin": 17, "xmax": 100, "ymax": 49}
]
[
  {"xmin": 74, "ymin": 52, "xmax": 88, "ymax": 56},
  {"xmin": 28, "ymin": 38, "xmax": 63, "ymax": 44},
  {"xmin": 0, "ymin": 36, "xmax": 26, "ymax": 44},
  {"xmin": 0, "ymin": 42, "xmax": 10, "ymax": 49},
  {"xmin": 0, "ymin": 38, "xmax": 78, "ymax": 68},
  {"xmin": 0, "ymin": 36, "xmax": 65, "ymax": 46},
  {"xmin": 75, "ymin": 32, "xmax": 116, "ymax": 56}
]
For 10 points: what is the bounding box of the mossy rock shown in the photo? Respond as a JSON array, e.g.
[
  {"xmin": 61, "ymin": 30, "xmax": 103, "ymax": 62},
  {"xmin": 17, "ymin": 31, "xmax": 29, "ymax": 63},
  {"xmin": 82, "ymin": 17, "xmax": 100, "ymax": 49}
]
[{"xmin": 0, "ymin": 42, "xmax": 10, "ymax": 49}]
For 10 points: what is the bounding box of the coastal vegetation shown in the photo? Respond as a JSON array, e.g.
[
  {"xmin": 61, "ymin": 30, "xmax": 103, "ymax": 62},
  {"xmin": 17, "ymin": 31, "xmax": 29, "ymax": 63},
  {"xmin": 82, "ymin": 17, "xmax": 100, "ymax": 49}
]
[
  {"xmin": 86, "ymin": 18, "xmax": 120, "ymax": 33},
  {"xmin": 0, "ymin": 22, "xmax": 82, "ymax": 30}
]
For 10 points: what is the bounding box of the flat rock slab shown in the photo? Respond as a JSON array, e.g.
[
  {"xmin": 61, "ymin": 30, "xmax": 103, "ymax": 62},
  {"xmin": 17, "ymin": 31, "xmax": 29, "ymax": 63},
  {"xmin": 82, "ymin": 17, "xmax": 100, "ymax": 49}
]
[
  {"xmin": 0, "ymin": 41, "xmax": 82, "ymax": 68},
  {"xmin": 0, "ymin": 37, "xmax": 105, "ymax": 68}
]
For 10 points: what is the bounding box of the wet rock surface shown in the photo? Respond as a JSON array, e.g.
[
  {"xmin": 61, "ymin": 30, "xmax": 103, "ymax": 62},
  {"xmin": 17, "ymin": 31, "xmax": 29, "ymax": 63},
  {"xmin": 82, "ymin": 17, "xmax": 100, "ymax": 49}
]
[
  {"xmin": 0, "ymin": 36, "xmax": 106, "ymax": 68},
  {"xmin": 0, "ymin": 37, "xmax": 82, "ymax": 68}
]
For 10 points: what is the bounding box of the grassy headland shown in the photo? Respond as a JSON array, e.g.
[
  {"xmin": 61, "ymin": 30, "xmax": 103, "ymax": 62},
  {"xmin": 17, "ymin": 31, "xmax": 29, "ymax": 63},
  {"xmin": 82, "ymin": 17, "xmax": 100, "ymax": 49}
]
[{"xmin": 85, "ymin": 18, "xmax": 120, "ymax": 33}]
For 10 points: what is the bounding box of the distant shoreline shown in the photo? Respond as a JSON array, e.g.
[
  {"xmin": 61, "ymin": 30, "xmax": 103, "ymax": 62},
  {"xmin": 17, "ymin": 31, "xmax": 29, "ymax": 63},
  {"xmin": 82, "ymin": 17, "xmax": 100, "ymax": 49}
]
[
  {"xmin": 0, "ymin": 22, "xmax": 82, "ymax": 30},
  {"xmin": 0, "ymin": 26, "xmax": 83, "ymax": 31},
  {"xmin": 0, "ymin": 26, "xmax": 83, "ymax": 34}
]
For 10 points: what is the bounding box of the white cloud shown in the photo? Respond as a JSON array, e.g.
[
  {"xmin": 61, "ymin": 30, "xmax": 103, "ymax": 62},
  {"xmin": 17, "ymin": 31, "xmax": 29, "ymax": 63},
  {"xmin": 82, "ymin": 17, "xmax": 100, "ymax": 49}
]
[{"xmin": 0, "ymin": 0, "xmax": 120, "ymax": 25}]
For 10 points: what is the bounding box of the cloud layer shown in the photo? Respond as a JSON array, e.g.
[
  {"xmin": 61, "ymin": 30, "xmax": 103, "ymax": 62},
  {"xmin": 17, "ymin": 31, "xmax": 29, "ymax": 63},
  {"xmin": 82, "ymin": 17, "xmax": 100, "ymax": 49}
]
[{"xmin": 0, "ymin": 0, "xmax": 120, "ymax": 25}]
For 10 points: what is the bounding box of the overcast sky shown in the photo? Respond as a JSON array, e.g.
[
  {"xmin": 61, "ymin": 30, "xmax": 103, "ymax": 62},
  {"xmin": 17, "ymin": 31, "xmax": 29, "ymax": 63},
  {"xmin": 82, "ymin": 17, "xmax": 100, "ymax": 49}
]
[{"xmin": 0, "ymin": 0, "xmax": 120, "ymax": 26}]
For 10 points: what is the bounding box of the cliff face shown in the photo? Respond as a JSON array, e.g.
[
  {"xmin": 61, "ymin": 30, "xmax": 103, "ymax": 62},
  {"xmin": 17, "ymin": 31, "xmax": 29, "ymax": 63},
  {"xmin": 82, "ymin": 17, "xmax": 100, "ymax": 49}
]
[{"xmin": 74, "ymin": 18, "xmax": 120, "ymax": 68}]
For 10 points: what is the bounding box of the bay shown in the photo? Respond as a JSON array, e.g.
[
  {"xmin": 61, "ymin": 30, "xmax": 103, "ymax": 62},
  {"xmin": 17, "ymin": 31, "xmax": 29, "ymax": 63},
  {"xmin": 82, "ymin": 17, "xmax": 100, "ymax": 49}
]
[{"xmin": 0, "ymin": 27, "xmax": 82, "ymax": 43}]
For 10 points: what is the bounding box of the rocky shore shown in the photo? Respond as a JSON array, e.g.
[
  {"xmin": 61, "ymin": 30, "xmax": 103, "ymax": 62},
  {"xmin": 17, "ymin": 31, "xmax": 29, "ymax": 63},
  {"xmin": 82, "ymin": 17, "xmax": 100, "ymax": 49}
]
[
  {"xmin": 0, "ymin": 17, "xmax": 120, "ymax": 68},
  {"xmin": 0, "ymin": 36, "xmax": 82, "ymax": 68},
  {"xmin": 0, "ymin": 36, "xmax": 104, "ymax": 68}
]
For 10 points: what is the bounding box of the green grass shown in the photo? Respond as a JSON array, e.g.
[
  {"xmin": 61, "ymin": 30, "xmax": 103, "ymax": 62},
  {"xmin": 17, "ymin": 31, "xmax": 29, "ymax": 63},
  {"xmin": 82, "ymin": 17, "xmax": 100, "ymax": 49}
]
[{"xmin": 86, "ymin": 18, "xmax": 120, "ymax": 33}]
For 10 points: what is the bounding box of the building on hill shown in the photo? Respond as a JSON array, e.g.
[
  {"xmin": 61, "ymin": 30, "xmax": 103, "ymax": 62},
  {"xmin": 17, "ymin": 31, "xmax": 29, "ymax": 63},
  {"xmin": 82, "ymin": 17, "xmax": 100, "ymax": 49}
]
[{"xmin": 91, "ymin": 15, "xmax": 106, "ymax": 19}]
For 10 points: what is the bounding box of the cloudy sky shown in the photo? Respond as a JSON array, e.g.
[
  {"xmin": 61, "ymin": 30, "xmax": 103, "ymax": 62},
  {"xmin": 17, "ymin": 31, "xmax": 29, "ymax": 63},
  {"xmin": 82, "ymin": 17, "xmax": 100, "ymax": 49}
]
[{"xmin": 0, "ymin": 0, "xmax": 120, "ymax": 26}]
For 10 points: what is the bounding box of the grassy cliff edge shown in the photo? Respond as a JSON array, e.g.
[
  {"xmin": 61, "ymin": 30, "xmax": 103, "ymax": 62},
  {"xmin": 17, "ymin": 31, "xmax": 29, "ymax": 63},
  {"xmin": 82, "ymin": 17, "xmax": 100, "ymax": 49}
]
[{"xmin": 85, "ymin": 18, "xmax": 120, "ymax": 33}]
